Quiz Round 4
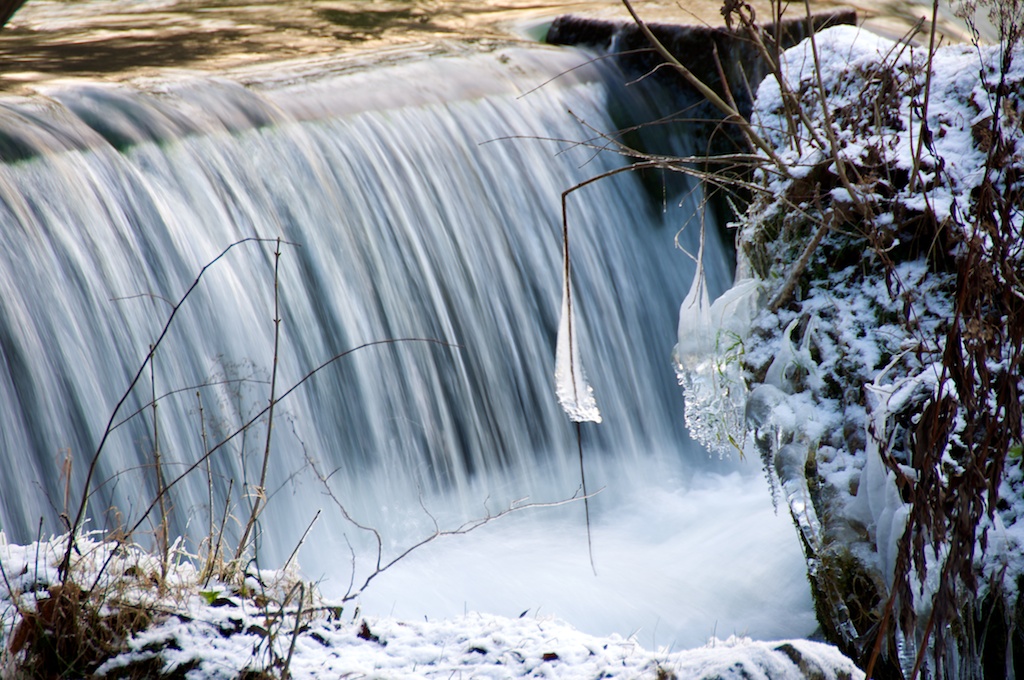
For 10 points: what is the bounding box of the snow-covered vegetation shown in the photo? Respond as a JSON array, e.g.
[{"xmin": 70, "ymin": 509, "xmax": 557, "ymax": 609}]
[{"xmin": 674, "ymin": 7, "xmax": 1023, "ymax": 678}]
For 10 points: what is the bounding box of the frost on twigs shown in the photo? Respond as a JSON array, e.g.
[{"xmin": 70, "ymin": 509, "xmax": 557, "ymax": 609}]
[
  {"xmin": 554, "ymin": 278, "xmax": 601, "ymax": 423},
  {"xmin": 672, "ymin": 262, "xmax": 760, "ymax": 456}
]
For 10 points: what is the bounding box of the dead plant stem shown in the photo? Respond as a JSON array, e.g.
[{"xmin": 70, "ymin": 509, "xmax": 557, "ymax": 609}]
[
  {"xmin": 908, "ymin": 0, "xmax": 941, "ymax": 193},
  {"xmin": 236, "ymin": 237, "xmax": 283, "ymax": 563},
  {"xmin": 150, "ymin": 344, "xmax": 169, "ymax": 584},
  {"xmin": 768, "ymin": 219, "xmax": 830, "ymax": 312}
]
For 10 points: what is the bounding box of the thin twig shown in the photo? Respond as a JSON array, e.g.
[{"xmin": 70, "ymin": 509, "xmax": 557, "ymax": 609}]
[
  {"xmin": 516, "ymin": 48, "xmax": 660, "ymax": 100},
  {"xmin": 908, "ymin": 0, "xmax": 942, "ymax": 193},
  {"xmin": 202, "ymin": 478, "xmax": 234, "ymax": 588},
  {"xmin": 282, "ymin": 511, "xmax": 320, "ymax": 575},
  {"xmin": 341, "ymin": 493, "xmax": 598, "ymax": 601},
  {"xmin": 196, "ymin": 391, "xmax": 214, "ymax": 562},
  {"xmin": 576, "ymin": 422, "xmax": 596, "ymax": 575},
  {"xmin": 150, "ymin": 344, "xmax": 169, "ymax": 585},
  {"xmin": 111, "ymin": 377, "xmax": 271, "ymax": 433},
  {"xmin": 236, "ymin": 237, "xmax": 284, "ymax": 563},
  {"xmin": 280, "ymin": 582, "xmax": 304, "ymax": 680},
  {"xmin": 767, "ymin": 219, "xmax": 830, "ymax": 312}
]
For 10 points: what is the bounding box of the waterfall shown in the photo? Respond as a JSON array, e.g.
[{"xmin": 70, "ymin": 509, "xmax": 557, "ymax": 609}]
[{"xmin": 0, "ymin": 45, "xmax": 811, "ymax": 647}]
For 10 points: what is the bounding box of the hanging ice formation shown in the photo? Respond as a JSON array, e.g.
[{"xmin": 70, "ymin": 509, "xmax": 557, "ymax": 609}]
[
  {"xmin": 672, "ymin": 242, "xmax": 760, "ymax": 455},
  {"xmin": 554, "ymin": 263, "xmax": 601, "ymax": 424}
]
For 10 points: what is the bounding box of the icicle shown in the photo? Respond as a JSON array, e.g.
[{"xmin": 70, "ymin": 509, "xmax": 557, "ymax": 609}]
[
  {"xmin": 675, "ymin": 257, "xmax": 713, "ymax": 364},
  {"xmin": 849, "ymin": 359, "xmax": 914, "ymax": 591},
  {"xmin": 554, "ymin": 273, "xmax": 602, "ymax": 423}
]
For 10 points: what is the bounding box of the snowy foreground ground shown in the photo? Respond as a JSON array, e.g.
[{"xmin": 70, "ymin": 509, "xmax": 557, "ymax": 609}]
[{"xmin": 0, "ymin": 536, "xmax": 861, "ymax": 679}]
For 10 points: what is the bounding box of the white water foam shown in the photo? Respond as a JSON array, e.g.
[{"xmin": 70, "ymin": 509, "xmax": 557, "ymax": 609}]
[{"xmin": 344, "ymin": 455, "xmax": 816, "ymax": 650}]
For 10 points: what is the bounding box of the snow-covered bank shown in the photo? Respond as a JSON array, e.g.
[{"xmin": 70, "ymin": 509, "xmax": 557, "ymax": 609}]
[
  {"xmin": 0, "ymin": 535, "xmax": 861, "ymax": 679},
  {"xmin": 675, "ymin": 20, "xmax": 1023, "ymax": 679}
]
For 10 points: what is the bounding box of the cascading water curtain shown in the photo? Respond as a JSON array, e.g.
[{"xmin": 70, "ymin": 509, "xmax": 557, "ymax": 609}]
[{"xmin": 0, "ymin": 45, "xmax": 811, "ymax": 646}]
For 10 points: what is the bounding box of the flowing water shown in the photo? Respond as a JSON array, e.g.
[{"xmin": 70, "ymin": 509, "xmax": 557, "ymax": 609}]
[{"xmin": 0, "ymin": 45, "xmax": 814, "ymax": 648}]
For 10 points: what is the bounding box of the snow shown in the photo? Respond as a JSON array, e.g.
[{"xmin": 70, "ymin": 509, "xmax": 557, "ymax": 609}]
[{"xmin": 0, "ymin": 534, "xmax": 863, "ymax": 679}]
